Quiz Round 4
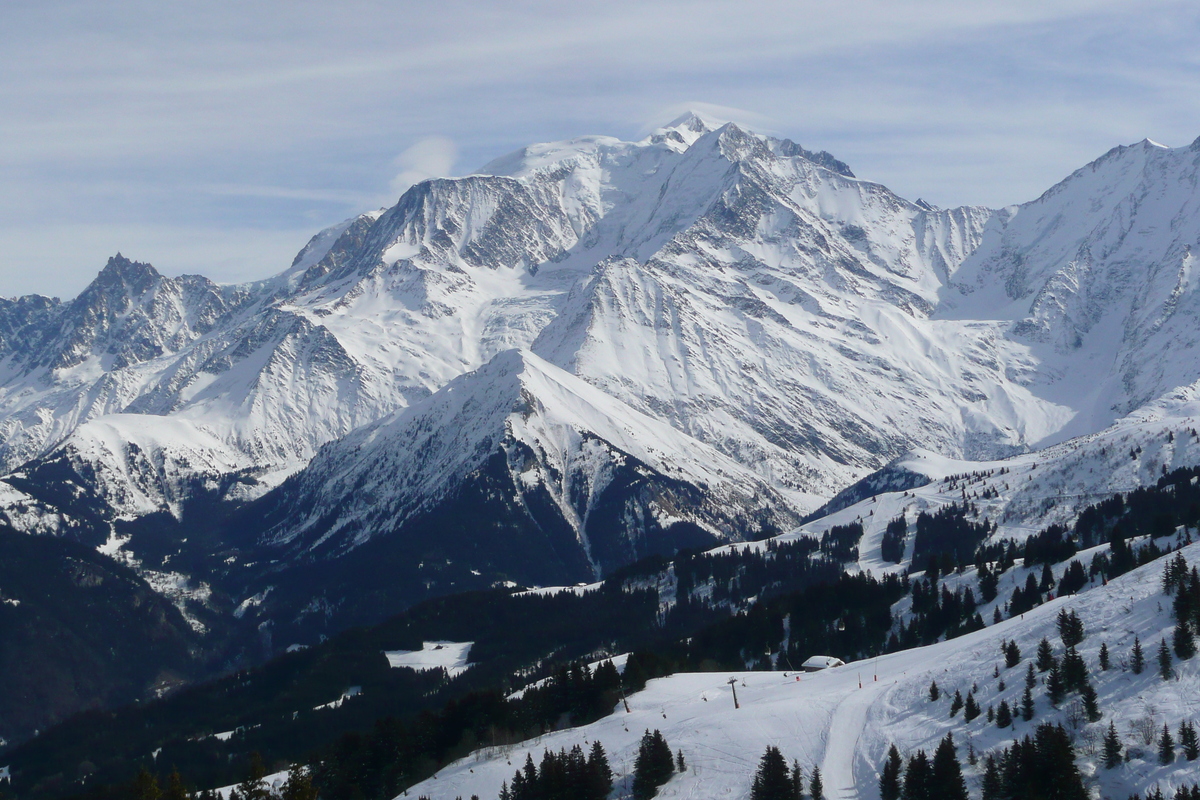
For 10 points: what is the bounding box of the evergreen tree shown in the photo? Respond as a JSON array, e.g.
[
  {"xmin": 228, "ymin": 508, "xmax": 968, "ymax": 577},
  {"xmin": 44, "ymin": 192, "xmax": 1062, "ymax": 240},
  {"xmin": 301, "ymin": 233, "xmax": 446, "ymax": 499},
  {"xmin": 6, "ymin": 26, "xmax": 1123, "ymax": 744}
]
[
  {"xmin": 1082, "ymin": 682, "xmax": 1101, "ymax": 723},
  {"xmin": 1046, "ymin": 662, "xmax": 1065, "ymax": 706},
  {"xmin": 163, "ymin": 769, "xmax": 187, "ymax": 800},
  {"xmin": 676, "ymin": 749, "xmax": 686, "ymax": 772},
  {"xmin": 1175, "ymin": 619, "xmax": 1197, "ymax": 659},
  {"xmin": 280, "ymin": 765, "xmax": 318, "ymax": 800},
  {"xmin": 1181, "ymin": 721, "xmax": 1200, "ymax": 761},
  {"xmin": 929, "ymin": 680, "xmax": 940, "ymax": 701},
  {"xmin": 1025, "ymin": 661, "xmax": 1037, "ymax": 691},
  {"xmin": 1103, "ymin": 721, "xmax": 1123, "ymax": 768},
  {"xmin": 930, "ymin": 734, "xmax": 968, "ymax": 800},
  {"xmin": 1159, "ymin": 637, "xmax": 1174, "ymax": 680},
  {"xmin": 1057, "ymin": 609, "xmax": 1085, "ymax": 646},
  {"xmin": 235, "ymin": 753, "xmax": 271, "ymax": 800},
  {"xmin": 1132, "ymin": 636, "xmax": 1146, "ymax": 674},
  {"xmin": 810, "ymin": 766, "xmax": 825, "ymax": 800},
  {"xmin": 949, "ymin": 690, "xmax": 963, "ymax": 717},
  {"xmin": 587, "ymin": 741, "xmax": 614, "ymax": 800},
  {"xmin": 981, "ymin": 755, "xmax": 1002, "ymax": 800},
  {"xmin": 791, "ymin": 761, "xmax": 804, "ymax": 800},
  {"xmin": 901, "ymin": 752, "xmax": 930, "ymax": 800},
  {"xmin": 1099, "ymin": 642, "xmax": 1110, "ymax": 671},
  {"xmin": 1037, "ymin": 638, "xmax": 1056, "ymax": 672},
  {"xmin": 751, "ymin": 746, "xmax": 796, "ymax": 800},
  {"xmin": 996, "ymin": 700, "xmax": 1012, "ymax": 728},
  {"xmin": 1041, "ymin": 563, "xmax": 1055, "ymax": 592},
  {"xmin": 130, "ymin": 768, "xmax": 161, "ymax": 800},
  {"xmin": 963, "ymin": 691, "xmax": 981, "ymax": 721},
  {"xmin": 1160, "ymin": 724, "xmax": 1177, "ymax": 765},
  {"xmin": 1005, "ymin": 639, "xmax": 1022, "ymax": 668},
  {"xmin": 1021, "ymin": 685, "xmax": 1035, "ymax": 721},
  {"xmin": 1061, "ymin": 646, "xmax": 1088, "ymax": 692},
  {"xmin": 879, "ymin": 745, "xmax": 903, "ymax": 800},
  {"xmin": 632, "ymin": 729, "xmax": 675, "ymax": 799}
]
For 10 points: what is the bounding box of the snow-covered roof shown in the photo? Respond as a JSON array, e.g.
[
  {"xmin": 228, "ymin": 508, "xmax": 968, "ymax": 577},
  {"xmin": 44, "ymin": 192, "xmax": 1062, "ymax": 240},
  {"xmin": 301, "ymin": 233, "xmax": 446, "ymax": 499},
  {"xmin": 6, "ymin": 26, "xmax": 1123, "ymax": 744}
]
[{"xmin": 800, "ymin": 655, "xmax": 844, "ymax": 670}]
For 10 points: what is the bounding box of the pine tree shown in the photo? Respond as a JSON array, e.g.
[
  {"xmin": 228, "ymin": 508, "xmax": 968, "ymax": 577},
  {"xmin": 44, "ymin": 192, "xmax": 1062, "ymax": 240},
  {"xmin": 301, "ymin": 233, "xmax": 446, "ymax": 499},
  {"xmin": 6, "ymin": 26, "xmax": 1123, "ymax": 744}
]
[
  {"xmin": 1160, "ymin": 723, "xmax": 1176, "ymax": 764},
  {"xmin": 163, "ymin": 769, "xmax": 188, "ymax": 800},
  {"xmin": 632, "ymin": 730, "xmax": 675, "ymax": 800},
  {"xmin": 676, "ymin": 749, "xmax": 686, "ymax": 773},
  {"xmin": 750, "ymin": 746, "xmax": 795, "ymax": 800},
  {"xmin": 1041, "ymin": 563, "xmax": 1055, "ymax": 592},
  {"xmin": 901, "ymin": 752, "xmax": 930, "ymax": 800},
  {"xmin": 1046, "ymin": 662, "xmax": 1065, "ymax": 706},
  {"xmin": 810, "ymin": 766, "xmax": 825, "ymax": 800},
  {"xmin": 1099, "ymin": 642, "xmax": 1110, "ymax": 671},
  {"xmin": 1082, "ymin": 682, "xmax": 1101, "ymax": 722},
  {"xmin": 586, "ymin": 741, "xmax": 614, "ymax": 800},
  {"xmin": 280, "ymin": 765, "xmax": 318, "ymax": 800},
  {"xmin": 1180, "ymin": 721, "xmax": 1200, "ymax": 761},
  {"xmin": 1061, "ymin": 646, "xmax": 1087, "ymax": 692},
  {"xmin": 981, "ymin": 755, "xmax": 1001, "ymax": 800},
  {"xmin": 131, "ymin": 768, "xmax": 162, "ymax": 800},
  {"xmin": 1159, "ymin": 637, "xmax": 1174, "ymax": 680},
  {"xmin": 996, "ymin": 700, "xmax": 1012, "ymax": 728},
  {"xmin": 236, "ymin": 754, "xmax": 271, "ymax": 800},
  {"xmin": 1021, "ymin": 685, "xmax": 1035, "ymax": 721},
  {"xmin": 1175, "ymin": 619, "xmax": 1196, "ymax": 659},
  {"xmin": 930, "ymin": 733, "xmax": 969, "ymax": 800},
  {"xmin": 1036, "ymin": 637, "xmax": 1055, "ymax": 672},
  {"xmin": 949, "ymin": 690, "xmax": 963, "ymax": 717},
  {"xmin": 1025, "ymin": 661, "xmax": 1037, "ymax": 691},
  {"xmin": 1132, "ymin": 636, "xmax": 1146, "ymax": 674},
  {"xmin": 791, "ymin": 761, "xmax": 804, "ymax": 800},
  {"xmin": 929, "ymin": 680, "xmax": 940, "ymax": 701},
  {"xmin": 1057, "ymin": 609, "xmax": 1085, "ymax": 646},
  {"xmin": 963, "ymin": 691, "xmax": 981, "ymax": 721},
  {"xmin": 1103, "ymin": 721, "xmax": 1123, "ymax": 768},
  {"xmin": 879, "ymin": 745, "xmax": 903, "ymax": 800},
  {"xmin": 1005, "ymin": 639, "xmax": 1022, "ymax": 668}
]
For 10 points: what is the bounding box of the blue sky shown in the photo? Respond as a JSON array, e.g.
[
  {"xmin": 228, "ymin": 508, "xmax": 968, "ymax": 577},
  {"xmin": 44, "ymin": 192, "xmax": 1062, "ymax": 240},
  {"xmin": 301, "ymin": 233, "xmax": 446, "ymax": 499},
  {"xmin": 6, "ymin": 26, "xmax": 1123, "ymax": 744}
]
[{"xmin": 1, "ymin": 0, "xmax": 1197, "ymax": 297}]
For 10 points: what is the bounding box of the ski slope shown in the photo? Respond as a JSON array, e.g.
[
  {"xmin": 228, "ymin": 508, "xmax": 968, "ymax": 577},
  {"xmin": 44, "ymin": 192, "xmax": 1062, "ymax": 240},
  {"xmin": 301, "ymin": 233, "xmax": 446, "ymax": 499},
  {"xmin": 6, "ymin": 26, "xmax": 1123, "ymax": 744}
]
[{"xmin": 405, "ymin": 540, "xmax": 1200, "ymax": 800}]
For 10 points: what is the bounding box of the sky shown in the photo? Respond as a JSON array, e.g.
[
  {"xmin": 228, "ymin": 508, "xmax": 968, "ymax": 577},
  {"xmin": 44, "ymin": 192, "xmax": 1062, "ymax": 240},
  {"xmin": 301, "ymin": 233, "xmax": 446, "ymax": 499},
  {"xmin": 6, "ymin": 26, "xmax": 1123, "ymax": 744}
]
[{"xmin": 1, "ymin": 0, "xmax": 1197, "ymax": 298}]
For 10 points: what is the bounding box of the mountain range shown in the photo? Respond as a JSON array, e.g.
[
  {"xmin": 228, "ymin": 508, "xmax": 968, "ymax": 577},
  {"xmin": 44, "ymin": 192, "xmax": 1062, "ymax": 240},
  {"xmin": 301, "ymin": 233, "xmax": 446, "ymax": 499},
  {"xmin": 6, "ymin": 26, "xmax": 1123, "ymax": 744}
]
[{"xmin": 4, "ymin": 114, "xmax": 1200, "ymax": 745}]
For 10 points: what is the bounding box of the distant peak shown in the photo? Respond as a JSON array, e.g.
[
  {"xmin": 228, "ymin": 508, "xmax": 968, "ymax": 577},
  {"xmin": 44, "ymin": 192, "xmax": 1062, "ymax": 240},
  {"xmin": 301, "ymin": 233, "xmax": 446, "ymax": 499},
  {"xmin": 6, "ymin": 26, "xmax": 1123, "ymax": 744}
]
[
  {"xmin": 661, "ymin": 111, "xmax": 721, "ymax": 135},
  {"xmin": 92, "ymin": 254, "xmax": 160, "ymax": 294}
]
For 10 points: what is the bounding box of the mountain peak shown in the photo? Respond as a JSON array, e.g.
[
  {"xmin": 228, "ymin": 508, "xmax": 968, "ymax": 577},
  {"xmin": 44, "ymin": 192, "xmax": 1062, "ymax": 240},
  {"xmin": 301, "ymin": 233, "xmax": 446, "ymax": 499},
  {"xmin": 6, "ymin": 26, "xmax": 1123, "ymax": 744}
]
[
  {"xmin": 94, "ymin": 254, "xmax": 160, "ymax": 295},
  {"xmin": 660, "ymin": 110, "xmax": 721, "ymax": 135}
]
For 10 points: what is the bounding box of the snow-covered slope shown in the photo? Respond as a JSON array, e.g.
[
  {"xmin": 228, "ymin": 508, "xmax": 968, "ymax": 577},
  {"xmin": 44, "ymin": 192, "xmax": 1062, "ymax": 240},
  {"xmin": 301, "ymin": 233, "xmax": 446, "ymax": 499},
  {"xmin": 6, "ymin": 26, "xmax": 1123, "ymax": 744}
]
[
  {"xmin": 794, "ymin": 384, "xmax": 1200, "ymax": 580},
  {"xmin": 405, "ymin": 540, "xmax": 1200, "ymax": 800},
  {"xmin": 236, "ymin": 348, "xmax": 795, "ymax": 627}
]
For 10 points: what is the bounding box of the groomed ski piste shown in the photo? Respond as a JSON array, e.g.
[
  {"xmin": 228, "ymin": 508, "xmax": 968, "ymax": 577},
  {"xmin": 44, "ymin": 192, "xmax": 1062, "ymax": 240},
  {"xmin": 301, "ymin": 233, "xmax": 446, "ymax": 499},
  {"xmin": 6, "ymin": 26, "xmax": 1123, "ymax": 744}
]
[{"xmin": 403, "ymin": 540, "xmax": 1200, "ymax": 800}]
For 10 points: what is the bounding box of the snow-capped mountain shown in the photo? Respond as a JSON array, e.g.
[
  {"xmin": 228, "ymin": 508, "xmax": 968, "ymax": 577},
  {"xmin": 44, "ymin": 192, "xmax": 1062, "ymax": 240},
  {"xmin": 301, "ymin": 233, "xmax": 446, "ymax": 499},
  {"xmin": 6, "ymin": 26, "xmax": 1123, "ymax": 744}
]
[
  {"xmin": 223, "ymin": 348, "xmax": 797, "ymax": 634},
  {"xmin": 3, "ymin": 115, "xmax": 1200, "ymax": 631}
]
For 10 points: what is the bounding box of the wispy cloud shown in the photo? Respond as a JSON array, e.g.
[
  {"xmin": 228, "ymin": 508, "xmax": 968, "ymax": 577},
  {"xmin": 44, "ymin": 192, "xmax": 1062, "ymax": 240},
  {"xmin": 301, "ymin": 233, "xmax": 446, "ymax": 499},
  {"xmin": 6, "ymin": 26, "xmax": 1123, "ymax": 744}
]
[{"xmin": 387, "ymin": 136, "xmax": 458, "ymax": 201}]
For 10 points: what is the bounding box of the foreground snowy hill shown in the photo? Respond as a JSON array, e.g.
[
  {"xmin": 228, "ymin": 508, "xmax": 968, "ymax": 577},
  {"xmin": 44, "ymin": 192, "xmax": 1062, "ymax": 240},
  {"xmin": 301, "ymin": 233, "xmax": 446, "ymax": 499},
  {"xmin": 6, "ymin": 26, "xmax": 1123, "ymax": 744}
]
[{"xmin": 407, "ymin": 539, "xmax": 1200, "ymax": 800}]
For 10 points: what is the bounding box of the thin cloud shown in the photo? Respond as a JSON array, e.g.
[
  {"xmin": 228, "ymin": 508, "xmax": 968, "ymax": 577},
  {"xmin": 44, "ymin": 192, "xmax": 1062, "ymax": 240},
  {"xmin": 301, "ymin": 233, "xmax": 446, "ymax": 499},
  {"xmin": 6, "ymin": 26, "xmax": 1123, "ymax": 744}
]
[{"xmin": 387, "ymin": 136, "xmax": 458, "ymax": 200}]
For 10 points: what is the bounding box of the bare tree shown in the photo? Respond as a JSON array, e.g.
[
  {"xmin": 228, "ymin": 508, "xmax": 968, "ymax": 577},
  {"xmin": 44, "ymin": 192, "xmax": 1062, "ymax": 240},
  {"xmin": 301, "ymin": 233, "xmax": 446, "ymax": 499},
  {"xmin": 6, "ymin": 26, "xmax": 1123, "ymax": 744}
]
[
  {"xmin": 1132, "ymin": 714, "xmax": 1159, "ymax": 746},
  {"xmin": 1066, "ymin": 700, "xmax": 1086, "ymax": 732}
]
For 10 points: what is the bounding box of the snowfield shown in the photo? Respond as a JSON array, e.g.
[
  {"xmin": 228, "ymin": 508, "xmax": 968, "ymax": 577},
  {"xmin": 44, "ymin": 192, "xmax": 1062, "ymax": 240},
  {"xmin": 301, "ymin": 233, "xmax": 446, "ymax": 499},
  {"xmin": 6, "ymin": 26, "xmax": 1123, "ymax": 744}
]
[
  {"xmin": 405, "ymin": 541, "xmax": 1200, "ymax": 800},
  {"xmin": 384, "ymin": 641, "xmax": 474, "ymax": 678}
]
